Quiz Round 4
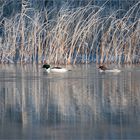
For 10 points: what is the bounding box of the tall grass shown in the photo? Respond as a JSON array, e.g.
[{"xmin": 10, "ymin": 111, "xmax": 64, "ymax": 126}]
[{"xmin": 0, "ymin": 1, "xmax": 139, "ymax": 64}]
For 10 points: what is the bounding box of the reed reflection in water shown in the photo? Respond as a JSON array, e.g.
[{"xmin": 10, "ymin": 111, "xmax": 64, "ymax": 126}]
[{"xmin": 0, "ymin": 64, "xmax": 140, "ymax": 139}]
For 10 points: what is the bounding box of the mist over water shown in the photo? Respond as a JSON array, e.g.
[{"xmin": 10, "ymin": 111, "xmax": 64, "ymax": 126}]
[{"xmin": 0, "ymin": 64, "xmax": 140, "ymax": 139}]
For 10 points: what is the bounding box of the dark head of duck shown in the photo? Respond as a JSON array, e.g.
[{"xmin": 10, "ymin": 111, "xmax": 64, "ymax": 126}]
[
  {"xmin": 42, "ymin": 64, "xmax": 50, "ymax": 69},
  {"xmin": 98, "ymin": 65, "xmax": 107, "ymax": 70}
]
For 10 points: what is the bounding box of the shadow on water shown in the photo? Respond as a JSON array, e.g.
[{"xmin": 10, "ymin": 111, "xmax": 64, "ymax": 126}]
[{"xmin": 0, "ymin": 64, "xmax": 140, "ymax": 139}]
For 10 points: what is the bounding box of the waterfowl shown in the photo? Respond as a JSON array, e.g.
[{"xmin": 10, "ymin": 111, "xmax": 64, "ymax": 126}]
[
  {"xmin": 98, "ymin": 65, "xmax": 108, "ymax": 72},
  {"xmin": 42, "ymin": 64, "xmax": 70, "ymax": 73},
  {"xmin": 98, "ymin": 65, "xmax": 121, "ymax": 73}
]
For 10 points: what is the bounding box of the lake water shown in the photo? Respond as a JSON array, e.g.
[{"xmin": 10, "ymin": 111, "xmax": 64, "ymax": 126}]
[{"xmin": 0, "ymin": 64, "xmax": 140, "ymax": 140}]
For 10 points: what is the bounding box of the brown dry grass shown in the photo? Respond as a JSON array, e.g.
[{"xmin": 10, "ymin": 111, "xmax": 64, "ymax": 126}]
[{"xmin": 0, "ymin": 1, "xmax": 139, "ymax": 65}]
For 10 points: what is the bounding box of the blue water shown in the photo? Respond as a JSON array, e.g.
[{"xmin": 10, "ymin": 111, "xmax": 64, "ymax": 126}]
[{"xmin": 0, "ymin": 64, "xmax": 140, "ymax": 140}]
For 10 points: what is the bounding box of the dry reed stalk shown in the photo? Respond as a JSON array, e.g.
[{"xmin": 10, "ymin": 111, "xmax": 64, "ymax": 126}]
[{"xmin": 0, "ymin": 1, "xmax": 139, "ymax": 64}]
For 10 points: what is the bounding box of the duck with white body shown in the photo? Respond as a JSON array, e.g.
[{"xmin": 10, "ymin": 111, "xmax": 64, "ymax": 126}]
[
  {"xmin": 42, "ymin": 64, "xmax": 70, "ymax": 73},
  {"xmin": 98, "ymin": 65, "xmax": 121, "ymax": 73}
]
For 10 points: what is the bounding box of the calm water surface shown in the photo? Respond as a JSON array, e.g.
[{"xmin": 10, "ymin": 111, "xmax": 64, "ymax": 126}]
[{"xmin": 0, "ymin": 64, "xmax": 140, "ymax": 140}]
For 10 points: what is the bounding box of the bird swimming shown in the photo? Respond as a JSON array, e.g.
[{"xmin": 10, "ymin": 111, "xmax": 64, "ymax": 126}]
[
  {"xmin": 98, "ymin": 65, "xmax": 107, "ymax": 71},
  {"xmin": 98, "ymin": 65, "xmax": 121, "ymax": 73},
  {"xmin": 42, "ymin": 64, "xmax": 70, "ymax": 73}
]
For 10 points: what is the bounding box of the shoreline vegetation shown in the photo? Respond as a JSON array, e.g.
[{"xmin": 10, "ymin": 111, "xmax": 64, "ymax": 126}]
[{"xmin": 0, "ymin": 1, "xmax": 139, "ymax": 65}]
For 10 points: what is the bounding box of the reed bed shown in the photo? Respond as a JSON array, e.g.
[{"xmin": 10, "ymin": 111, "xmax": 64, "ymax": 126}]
[{"xmin": 0, "ymin": 1, "xmax": 139, "ymax": 64}]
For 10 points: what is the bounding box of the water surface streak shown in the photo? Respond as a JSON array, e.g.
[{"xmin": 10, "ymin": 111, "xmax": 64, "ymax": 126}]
[{"xmin": 0, "ymin": 64, "xmax": 140, "ymax": 139}]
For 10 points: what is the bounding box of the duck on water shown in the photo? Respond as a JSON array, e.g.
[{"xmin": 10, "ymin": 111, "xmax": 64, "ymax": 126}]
[
  {"xmin": 98, "ymin": 65, "xmax": 121, "ymax": 73},
  {"xmin": 42, "ymin": 64, "xmax": 71, "ymax": 73}
]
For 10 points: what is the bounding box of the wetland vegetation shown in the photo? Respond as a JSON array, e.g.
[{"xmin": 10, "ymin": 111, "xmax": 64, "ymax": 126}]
[
  {"xmin": 0, "ymin": 0, "xmax": 139, "ymax": 64},
  {"xmin": 0, "ymin": 1, "xmax": 140, "ymax": 139}
]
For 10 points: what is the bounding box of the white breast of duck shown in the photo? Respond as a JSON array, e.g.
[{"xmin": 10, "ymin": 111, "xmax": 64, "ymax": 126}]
[
  {"xmin": 50, "ymin": 67, "xmax": 68, "ymax": 73},
  {"xmin": 105, "ymin": 69, "xmax": 121, "ymax": 73},
  {"xmin": 42, "ymin": 64, "xmax": 69, "ymax": 73}
]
